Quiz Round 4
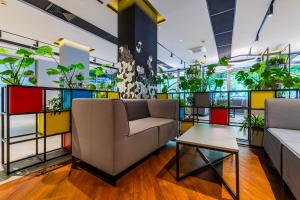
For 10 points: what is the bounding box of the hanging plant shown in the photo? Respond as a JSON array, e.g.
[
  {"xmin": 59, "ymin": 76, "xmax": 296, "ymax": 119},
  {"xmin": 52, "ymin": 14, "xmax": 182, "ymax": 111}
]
[{"xmin": 0, "ymin": 47, "xmax": 37, "ymax": 85}]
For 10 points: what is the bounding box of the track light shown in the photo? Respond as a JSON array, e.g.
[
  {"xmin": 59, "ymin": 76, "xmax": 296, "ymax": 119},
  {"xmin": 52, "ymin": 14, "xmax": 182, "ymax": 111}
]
[
  {"xmin": 180, "ymin": 60, "xmax": 183, "ymax": 64},
  {"xmin": 170, "ymin": 52, "xmax": 173, "ymax": 58},
  {"xmin": 267, "ymin": 3, "xmax": 273, "ymax": 17},
  {"xmin": 93, "ymin": 57, "xmax": 96, "ymax": 62},
  {"xmin": 33, "ymin": 41, "xmax": 39, "ymax": 47}
]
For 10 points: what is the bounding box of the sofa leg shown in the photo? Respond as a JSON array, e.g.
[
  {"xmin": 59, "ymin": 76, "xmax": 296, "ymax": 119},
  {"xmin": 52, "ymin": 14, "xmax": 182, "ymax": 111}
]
[
  {"xmin": 71, "ymin": 156, "xmax": 78, "ymax": 169},
  {"xmin": 155, "ymin": 149, "xmax": 160, "ymax": 156}
]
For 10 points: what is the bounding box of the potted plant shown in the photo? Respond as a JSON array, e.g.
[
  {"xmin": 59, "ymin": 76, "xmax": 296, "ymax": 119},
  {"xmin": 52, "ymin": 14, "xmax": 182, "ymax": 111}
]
[
  {"xmin": 240, "ymin": 114, "xmax": 264, "ymax": 147},
  {"xmin": 38, "ymin": 93, "xmax": 70, "ymax": 136},
  {"xmin": 210, "ymin": 102, "xmax": 228, "ymax": 125},
  {"xmin": 0, "ymin": 47, "xmax": 43, "ymax": 114}
]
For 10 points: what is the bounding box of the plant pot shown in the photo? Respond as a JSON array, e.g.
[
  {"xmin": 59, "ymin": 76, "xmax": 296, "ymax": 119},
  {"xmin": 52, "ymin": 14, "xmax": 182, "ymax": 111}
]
[
  {"xmin": 180, "ymin": 119, "xmax": 193, "ymax": 134},
  {"xmin": 210, "ymin": 108, "xmax": 228, "ymax": 125},
  {"xmin": 156, "ymin": 93, "xmax": 168, "ymax": 99},
  {"xmin": 63, "ymin": 89, "xmax": 92, "ymax": 108},
  {"xmin": 251, "ymin": 91, "xmax": 275, "ymax": 109},
  {"xmin": 38, "ymin": 111, "xmax": 70, "ymax": 136},
  {"xmin": 194, "ymin": 92, "xmax": 210, "ymax": 107},
  {"xmin": 250, "ymin": 128, "xmax": 264, "ymax": 147},
  {"xmin": 5, "ymin": 86, "xmax": 43, "ymax": 114}
]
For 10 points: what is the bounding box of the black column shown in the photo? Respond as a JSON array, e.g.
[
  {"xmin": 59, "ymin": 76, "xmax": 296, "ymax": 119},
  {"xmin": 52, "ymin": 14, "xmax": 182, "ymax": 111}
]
[{"xmin": 117, "ymin": 4, "xmax": 158, "ymax": 99}]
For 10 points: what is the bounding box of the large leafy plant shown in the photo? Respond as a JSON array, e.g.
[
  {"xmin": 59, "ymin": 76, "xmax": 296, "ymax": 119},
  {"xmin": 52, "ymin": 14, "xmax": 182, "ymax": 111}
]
[
  {"xmin": 156, "ymin": 67, "xmax": 176, "ymax": 93},
  {"xmin": 88, "ymin": 65, "xmax": 122, "ymax": 91},
  {"xmin": 235, "ymin": 59, "xmax": 300, "ymax": 90},
  {"xmin": 179, "ymin": 57, "xmax": 228, "ymax": 92},
  {"xmin": 34, "ymin": 46, "xmax": 87, "ymax": 89},
  {"xmin": 0, "ymin": 47, "xmax": 37, "ymax": 85}
]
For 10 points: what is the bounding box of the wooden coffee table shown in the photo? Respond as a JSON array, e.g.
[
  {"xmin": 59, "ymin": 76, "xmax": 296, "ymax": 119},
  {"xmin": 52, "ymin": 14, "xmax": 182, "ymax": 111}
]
[{"xmin": 176, "ymin": 124, "xmax": 240, "ymax": 200}]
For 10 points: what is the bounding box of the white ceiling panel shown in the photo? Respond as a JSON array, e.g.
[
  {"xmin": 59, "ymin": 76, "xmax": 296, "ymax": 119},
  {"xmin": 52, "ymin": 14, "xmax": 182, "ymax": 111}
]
[{"xmin": 232, "ymin": 0, "xmax": 300, "ymax": 56}]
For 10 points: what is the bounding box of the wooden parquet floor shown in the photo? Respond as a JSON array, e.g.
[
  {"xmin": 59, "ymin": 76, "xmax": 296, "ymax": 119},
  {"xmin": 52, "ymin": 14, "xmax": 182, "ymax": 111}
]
[{"xmin": 0, "ymin": 143, "xmax": 295, "ymax": 200}]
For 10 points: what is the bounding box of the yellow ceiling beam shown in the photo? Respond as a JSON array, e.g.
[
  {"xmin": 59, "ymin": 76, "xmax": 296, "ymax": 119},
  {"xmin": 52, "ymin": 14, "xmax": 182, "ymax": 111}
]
[{"xmin": 107, "ymin": 0, "xmax": 166, "ymax": 25}]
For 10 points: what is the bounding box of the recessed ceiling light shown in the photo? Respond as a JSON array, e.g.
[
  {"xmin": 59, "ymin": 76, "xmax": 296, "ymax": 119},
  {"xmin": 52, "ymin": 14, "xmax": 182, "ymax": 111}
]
[{"xmin": 179, "ymin": 40, "xmax": 183, "ymax": 42}]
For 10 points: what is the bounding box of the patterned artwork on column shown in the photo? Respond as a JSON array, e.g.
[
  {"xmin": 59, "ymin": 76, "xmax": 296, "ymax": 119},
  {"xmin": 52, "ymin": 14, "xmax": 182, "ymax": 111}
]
[{"xmin": 117, "ymin": 41, "xmax": 157, "ymax": 99}]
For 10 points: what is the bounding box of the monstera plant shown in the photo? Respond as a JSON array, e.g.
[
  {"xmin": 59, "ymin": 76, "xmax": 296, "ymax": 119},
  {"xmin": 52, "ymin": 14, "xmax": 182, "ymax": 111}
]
[
  {"xmin": 235, "ymin": 60, "xmax": 300, "ymax": 90},
  {"xmin": 0, "ymin": 47, "xmax": 37, "ymax": 85}
]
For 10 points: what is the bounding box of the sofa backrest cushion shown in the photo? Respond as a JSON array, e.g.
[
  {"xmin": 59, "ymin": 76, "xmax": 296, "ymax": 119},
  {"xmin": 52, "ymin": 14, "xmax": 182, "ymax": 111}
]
[
  {"xmin": 123, "ymin": 99, "xmax": 150, "ymax": 121},
  {"xmin": 265, "ymin": 99, "xmax": 300, "ymax": 130}
]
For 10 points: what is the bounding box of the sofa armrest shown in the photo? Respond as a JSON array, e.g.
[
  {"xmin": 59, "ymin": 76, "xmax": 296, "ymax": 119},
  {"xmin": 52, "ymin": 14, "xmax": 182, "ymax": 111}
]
[
  {"xmin": 113, "ymin": 99, "xmax": 130, "ymax": 136},
  {"xmin": 147, "ymin": 99, "xmax": 178, "ymax": 120},
  {"xmin": 72, "ymin": 99, "xmax": 115, "ymax": 175},
  {"xmin": 265, "ymin": 99, "xmax": 300, "ymax": 130}
]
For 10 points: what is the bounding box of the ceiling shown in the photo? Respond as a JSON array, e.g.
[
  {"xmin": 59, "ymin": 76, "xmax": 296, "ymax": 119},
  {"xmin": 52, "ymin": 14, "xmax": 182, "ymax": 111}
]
[{"xmin": 1, "ymin": 0, "xmax": 300, "ymax": 68}]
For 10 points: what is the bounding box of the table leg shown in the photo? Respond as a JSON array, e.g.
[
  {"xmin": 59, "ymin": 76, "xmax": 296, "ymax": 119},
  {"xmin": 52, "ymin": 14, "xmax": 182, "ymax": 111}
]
[
  {"xmin": 236, "ymin": 152, "xmax": 240, "ymax": 200},
  {"xmin": 176, "ymin": 142, "xmax": 180, "ymax": 181}
]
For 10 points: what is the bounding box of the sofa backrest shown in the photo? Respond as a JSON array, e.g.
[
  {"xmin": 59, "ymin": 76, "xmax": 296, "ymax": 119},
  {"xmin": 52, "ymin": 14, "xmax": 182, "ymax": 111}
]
[
  {"xmin": 265, "ymin": 99, "xmax": 300, "ymax": 130},
  {"xmin": 122, "ymin": 99, "xmax": 150, "ymax": 121},
  {"xmin": 147, "ymin": 99, "xmax": 178, "ymax": 120}
]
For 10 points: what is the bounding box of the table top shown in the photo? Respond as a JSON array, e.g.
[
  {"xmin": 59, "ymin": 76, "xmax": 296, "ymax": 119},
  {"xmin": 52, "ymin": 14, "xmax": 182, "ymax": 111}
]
[{"xmin": 176, "ymin": 124, "xmax": 239, "ymax": 153}]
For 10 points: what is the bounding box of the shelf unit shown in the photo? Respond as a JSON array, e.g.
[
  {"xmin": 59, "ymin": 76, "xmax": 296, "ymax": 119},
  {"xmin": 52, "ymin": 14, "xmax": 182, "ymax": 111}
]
[
  {"xmin": 1, "ymin": 85, "xmax": 120, "ymax": 174},
  {"xmin": 157, "ymin": 89, "xmax": 300, "ymax": 145}
]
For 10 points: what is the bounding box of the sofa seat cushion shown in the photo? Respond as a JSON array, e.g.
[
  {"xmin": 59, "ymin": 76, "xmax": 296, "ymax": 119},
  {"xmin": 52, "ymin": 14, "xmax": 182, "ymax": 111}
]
[
  {"xmin": 268, "ymin": 128, "xmax": 300, "ymax": 145},
  {"xmin": 129, "ymin": 117, "xmax": 175, "ymax": 136},
  {"xmin": 282, "ymin": 142, "xmax": 300, "ymax": 200}
]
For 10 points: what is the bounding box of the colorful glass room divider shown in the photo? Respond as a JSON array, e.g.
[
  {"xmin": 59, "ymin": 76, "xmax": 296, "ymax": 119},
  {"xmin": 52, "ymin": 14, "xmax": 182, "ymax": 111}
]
[{"xmin": 1, "ymin": 85, "xmax": 119, "ymax": 174}]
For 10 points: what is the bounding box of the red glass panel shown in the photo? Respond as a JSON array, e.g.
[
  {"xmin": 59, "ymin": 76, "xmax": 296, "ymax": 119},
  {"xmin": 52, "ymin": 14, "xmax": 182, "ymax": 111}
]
[
  {"xmin": 63, "ymin": 133, "xmax": 71, "ymax": 151},
  {"xmin": 210, "ymin": 108, "xmax": 228, "ymax": 125},
  {"xmin": 9, "ymin": 86, "xmax": 43, "ymax": 114}
]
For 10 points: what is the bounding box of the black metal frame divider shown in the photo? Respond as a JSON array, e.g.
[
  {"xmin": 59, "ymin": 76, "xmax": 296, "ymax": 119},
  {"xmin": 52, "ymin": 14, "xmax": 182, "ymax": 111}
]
[
  {"xmin": 1, "ymin": 85, "xmax": 120, "ymax": 174},
  {"xmin": 157, "ymin": 89, "xmax": 300, "ymax": 145}
]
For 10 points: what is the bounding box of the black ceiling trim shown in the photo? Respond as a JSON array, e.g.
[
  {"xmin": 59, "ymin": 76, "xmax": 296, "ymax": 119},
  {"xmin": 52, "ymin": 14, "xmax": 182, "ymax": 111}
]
[
  {"xmin": 206, "ymin": 0, "xmax": 236, "ymax": 58},
  {"xmin": 20, "ymin": 0, "xmax": 118, "ymax": 45},
  {"xmin": 19, "ymin": 0, "xmax": 174, "ymax": 69}
]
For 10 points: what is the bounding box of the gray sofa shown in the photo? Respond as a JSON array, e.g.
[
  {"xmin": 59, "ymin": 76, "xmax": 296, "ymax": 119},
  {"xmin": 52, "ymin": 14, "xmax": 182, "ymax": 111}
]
[
  {"xmin": 71, "ymin": 98, "xmax": 178, "ymax": 185},
  {"xmin": 264, "ymin": 99, "xmax": 300, "ymax": 199}
]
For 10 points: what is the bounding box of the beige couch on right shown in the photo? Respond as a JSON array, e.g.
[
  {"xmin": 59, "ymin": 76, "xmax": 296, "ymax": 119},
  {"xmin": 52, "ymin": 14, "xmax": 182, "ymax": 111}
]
[{"xmin": 72, "ymin": 98, "xmax": 178, "ymax": 185}]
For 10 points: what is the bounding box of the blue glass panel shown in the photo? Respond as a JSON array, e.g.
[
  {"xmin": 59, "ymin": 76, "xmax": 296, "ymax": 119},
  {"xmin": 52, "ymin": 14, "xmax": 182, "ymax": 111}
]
[{"xmin": 63, "ymin": 90, "xmax": 91, "ymax": 109}]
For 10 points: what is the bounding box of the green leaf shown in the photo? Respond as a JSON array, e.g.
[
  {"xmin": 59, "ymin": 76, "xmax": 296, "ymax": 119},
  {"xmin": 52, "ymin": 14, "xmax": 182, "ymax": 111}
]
[
  {"xmin": 70, "ymin": 63, "xmax": 85, "ymax": 70},
  {"xmin": 23, "ymin": 70, "xmax": 34, "ymax": 76},
  {"xmin": 35, "ymin": 46, "xmax": 54, "ymax": 56},
  {"xmin": 88, "ymin": 84, "xmax": 96, "ymax": 90},
  {"xmin": 0, "ymin": 70, "xmax": 13, "ymax": 75},
  {"xmin": 46, "ymin": 68, "xmax": 61, "ymax": 75},
  {"xmin": 57, "ymin": 65, "xmax": 69, "ymax": 72},
  {"xmin": 75, "ymin": 73, "xmax": 84, "ymax": 81},
  {"xmin": 0, "ymin": 48, "xmax": 8, "ymax": 54},
  {"xmin": 219, "ymin": 56, "xmax": 229, "ymax": 66},
  {"xmin": 16, "ymin": 48, "xmax": 33, "ymax": 57},
  {"xmin": 1, "ymin": 57, "xmax": 18, "ymax": 64},
  {"xmin": 21, "ymin": 57, "xmax": 35, "ymax": 67},
  {"xmin": 28, "ymin": 76, "xmax": 37, "ymax": 84}
]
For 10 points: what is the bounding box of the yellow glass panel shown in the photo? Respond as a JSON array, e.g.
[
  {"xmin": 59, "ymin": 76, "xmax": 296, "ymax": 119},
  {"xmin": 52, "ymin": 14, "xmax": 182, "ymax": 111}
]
[
  {"xmin": 180, "ymin": 121, "xmax": 193, "ymax": 134},
  {"xmin": 156, "ymin": 94, "xmax": 168, "ymax": 99},
  {"xmin": 251, "ymin": 91, "xmax": 275, "ymax": 109},
  {"xmin": 38, "ymin": 111, "xmax": 70, "ymax": 136},
  {"xmin": 97, "ymin": 92, "xmax": 108, "ymax": 98},
  {"xmin": 108, "ymin": 92, "xmax": 119, "ymax": 99}
]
